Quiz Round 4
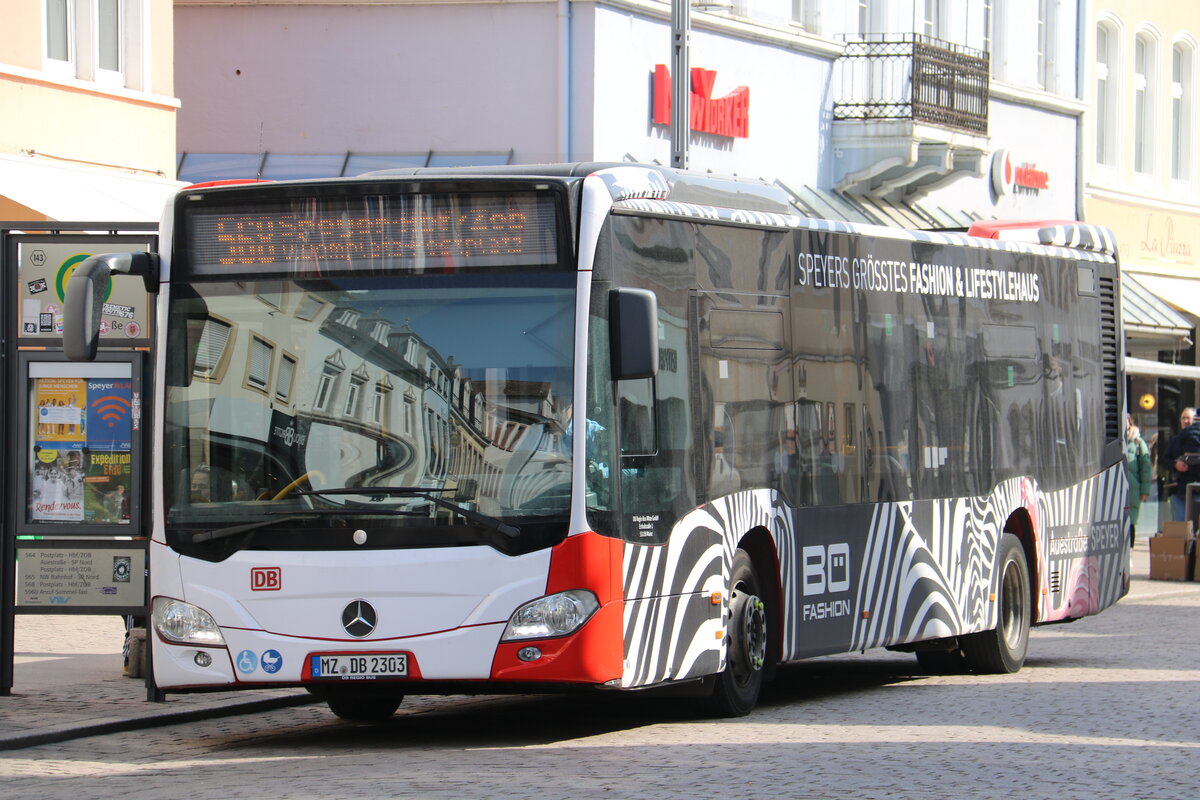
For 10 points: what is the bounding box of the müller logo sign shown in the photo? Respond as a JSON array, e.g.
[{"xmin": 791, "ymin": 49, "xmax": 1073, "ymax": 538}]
[
  {"xmin": 652, "ymin": 64, "xmax": 750, "ymax": 139},
  {"xmin": 991, "ymin": 149, "xmax": 1050, "ymax": 196}
]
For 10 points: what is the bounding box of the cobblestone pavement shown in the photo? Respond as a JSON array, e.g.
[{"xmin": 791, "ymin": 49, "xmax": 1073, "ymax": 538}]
[
  {"xmin": 0, "ymin": 540, "xmax": 1197, "ymax": 800},
  {"xmin": 0, "ymin": 615, "xmax": 316, "ymax": 750}
]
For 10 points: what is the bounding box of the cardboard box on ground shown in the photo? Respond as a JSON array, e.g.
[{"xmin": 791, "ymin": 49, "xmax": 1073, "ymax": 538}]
[{"xmin": 1149, "ymin": 522, "xmax": 1196, "ymax": 581}]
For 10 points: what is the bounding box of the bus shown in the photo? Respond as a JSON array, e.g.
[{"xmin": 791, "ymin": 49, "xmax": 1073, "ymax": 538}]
[{"xmin": 63, "ymin": 164, "xmax": 1128, "ymax": 720}]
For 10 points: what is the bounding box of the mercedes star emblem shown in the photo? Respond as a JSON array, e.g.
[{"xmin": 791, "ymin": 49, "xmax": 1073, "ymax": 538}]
[{"xmin": 341, "ymin": 600, "xmax": 378, "ymax": 638}]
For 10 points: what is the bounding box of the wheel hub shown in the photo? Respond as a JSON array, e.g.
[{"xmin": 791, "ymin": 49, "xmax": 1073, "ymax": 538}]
[{"xmin": 730, "ymin": 591, "xmax": 767, "ymax": 676}]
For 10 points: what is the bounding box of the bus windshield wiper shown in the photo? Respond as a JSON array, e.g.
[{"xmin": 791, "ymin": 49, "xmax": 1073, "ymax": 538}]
[
  {"xmin": 293, "ymin": 486, "xmax": 521, "ymax": 539},
  {"xmin": 191, "ymin": 514, "xmax": 319, "ymax": 544}
]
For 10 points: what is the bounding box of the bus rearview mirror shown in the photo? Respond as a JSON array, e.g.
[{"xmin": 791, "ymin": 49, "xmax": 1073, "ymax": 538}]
[
  {"xmin": 63, "ymin": 252, "xmax": 160, "ymax": 361},
  {"xmin": 63, "ymin": 258, "xmax": 112, "ymax": 361},
  {"xmin": 610, "ymin": 288, "xmax": 658, "ymax": 381}
]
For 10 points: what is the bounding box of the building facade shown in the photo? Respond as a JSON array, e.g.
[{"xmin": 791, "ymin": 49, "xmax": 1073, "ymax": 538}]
[
  {"xmin": 173, "ymin": 0, "xmax": 1083, "ymax": 227},
  {"xmin": 0, "ymin": 0, "xmax": 182, "ymax": 221},
  {"xmin": 1083, "ymin": 1, "xmax": 1200, "ymax": 531}
]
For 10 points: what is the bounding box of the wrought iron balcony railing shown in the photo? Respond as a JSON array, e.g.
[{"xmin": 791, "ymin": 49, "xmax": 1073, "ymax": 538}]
[{"xmin": 833, "ymin": 34, "xmax": 989, "ymax": 136}]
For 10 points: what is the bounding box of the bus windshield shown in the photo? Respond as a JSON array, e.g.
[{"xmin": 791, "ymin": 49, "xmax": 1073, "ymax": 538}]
[{"xmin": 162, "ymin": 271, "xmax": 576, "ymax": 556}]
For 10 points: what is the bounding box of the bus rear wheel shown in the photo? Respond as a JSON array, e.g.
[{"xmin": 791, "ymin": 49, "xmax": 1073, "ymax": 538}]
[
  {"xmin": 710, "ymin": 549, "xmax": 768, "ymax": 717},
  {"xmin": 323, "ymin": 690, "xmax": 404, "ymax": 722},
  {"xmin": 961, "ymin": 533, "xmax": 1031, "ymax": 674}
]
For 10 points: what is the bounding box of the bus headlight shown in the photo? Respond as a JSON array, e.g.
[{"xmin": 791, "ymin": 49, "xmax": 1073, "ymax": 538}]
[
  {"xmin": 501, "ymin": 590, "xmax": 600, "ymax": 641},
  {"xmin": 153, "ymin": 597, "xmax": 226, "ymax": 647}
]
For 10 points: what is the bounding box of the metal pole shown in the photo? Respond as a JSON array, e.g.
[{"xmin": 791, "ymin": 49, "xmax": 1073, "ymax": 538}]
[{"xmin": 671, "ymin": 0, "xmax": 690, "ymax": 170}]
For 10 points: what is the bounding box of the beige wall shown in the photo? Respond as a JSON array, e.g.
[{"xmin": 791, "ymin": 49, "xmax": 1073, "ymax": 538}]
[
  {"xmin": 1086, "ymin": 1, "xmax": 1200, "ymax": 200},
  {"xmin": 1089, "ymin": 194, "xmax": 1199, "ymax": 278},
  {"xmin": 0, "ymin": 78, "xmax": 178, "ymax": 175},
  {"xmin": 0, "ymin": 3, "xmax": 43, "ymax": 68},
  {"xmin": 0, "ymin": 0, "xmax": 178, "ymax": 196}
]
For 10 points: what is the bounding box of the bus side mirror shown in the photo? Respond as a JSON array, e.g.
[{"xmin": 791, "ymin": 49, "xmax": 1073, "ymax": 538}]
[
  {"xmin": 610, "ymin": 287, "xmax": 658, "ymax": 381},
  {"xmin": 63, "ymin": 258, "xmax": 112, "ymax": 361},
  {"xmin": 63, "ymin": 252, "xmax": 159, "ymax": 361}
]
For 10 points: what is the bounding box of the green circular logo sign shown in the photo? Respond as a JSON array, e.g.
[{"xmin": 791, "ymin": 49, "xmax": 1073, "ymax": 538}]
[{"xmin": 55, "ymin": 254, "xmax": 114, "ymax": 304}]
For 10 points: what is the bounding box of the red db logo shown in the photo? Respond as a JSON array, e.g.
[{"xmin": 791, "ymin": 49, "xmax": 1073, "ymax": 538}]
[{"xmin": 251, "ymin": 567, "xmax": 281, "ymax": 591}]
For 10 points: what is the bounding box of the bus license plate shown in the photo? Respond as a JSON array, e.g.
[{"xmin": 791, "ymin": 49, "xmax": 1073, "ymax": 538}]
[{"xmin": 310, "ymin": 653, "xmax": 408, "ymax": 679}]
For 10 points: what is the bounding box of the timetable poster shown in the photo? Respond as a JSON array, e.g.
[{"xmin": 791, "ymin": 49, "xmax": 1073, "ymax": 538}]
[{"xmin": 30, "ymin": 376, "xmax": 134, "ymax": 524}]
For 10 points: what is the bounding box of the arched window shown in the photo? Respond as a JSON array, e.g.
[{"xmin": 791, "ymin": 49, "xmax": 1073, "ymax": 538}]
[
  {"xmin": 1095, "ymin": 23, "xmax": 1119, "ymax": 167},
  {"xmin": 1172, "ymin": 42, "xmax": 1194, "ymax": 183},
  {"xmin": 1134, "ymin": 33, "xmax": 1158, "ymax": 175}
]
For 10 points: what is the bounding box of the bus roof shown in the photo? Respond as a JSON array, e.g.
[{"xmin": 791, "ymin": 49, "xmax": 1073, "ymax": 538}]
[{"xmin": 183, "ymin": 163, "xmax": 1119, "ymax": 261}]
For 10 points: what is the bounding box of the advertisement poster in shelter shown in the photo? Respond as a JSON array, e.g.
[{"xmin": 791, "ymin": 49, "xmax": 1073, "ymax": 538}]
[{"xmin": 29, "ymin": 376, "xmax": 133, "ymax": 524}]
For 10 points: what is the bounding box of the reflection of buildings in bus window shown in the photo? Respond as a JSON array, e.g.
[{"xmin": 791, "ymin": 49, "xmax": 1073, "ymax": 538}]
[
  {"xmin": 192, "ymin": 317, "xmax": 233, "ymax": 380},
  {"xmin": 197, "ymin": 285, "xmax": 569, "ymax": 509},
  {"xmin": 402, "ymin": 392, "xmax": 416, "ymax": 433},
  {"xmin": 294, "ymin": 294, "xmax": 325, "ymax": 321},
  {"xmin": 246, "ymin": 335, "xmax": 274, "ymax": 392},
  {"xmin": 344, "ymin": 365, "xmax": 370, "ymax": 418},
  {"xmin": 313, "ymin": 353, "xmax": 345, "ymax": 411},
  {"xmin": 276, "ymin": 353, "xmax": 298, "ymax": 404},
  {"xmin": 371, "ymin": 376, "xmax": 392, "ymax": 425}
]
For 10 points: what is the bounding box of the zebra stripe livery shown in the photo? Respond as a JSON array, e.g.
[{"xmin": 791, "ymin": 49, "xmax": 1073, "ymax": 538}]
[{"xmin": 620, "ymin": 462, "xmax": 1128, "ymax": 688}]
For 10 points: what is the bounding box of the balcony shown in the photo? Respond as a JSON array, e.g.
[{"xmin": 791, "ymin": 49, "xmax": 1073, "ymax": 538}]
[{"xmin": 831, "ymin": 35, "xmax": 991, "ymax": 198}]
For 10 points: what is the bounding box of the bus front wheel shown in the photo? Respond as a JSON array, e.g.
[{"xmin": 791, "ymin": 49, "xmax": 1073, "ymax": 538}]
[
  {"xmin": 710, "ymin": 549, "xmax": 768, "ymax": 717},
  {"xmin": 960, "ymin": 533, "xmax": 1031, "ymax": 674}
]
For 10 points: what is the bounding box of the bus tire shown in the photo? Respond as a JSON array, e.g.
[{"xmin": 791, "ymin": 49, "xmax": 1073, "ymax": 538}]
[
  {"xmin": 125, "ymin": 627, "xmax": 147, "ymax": 679},
  {"xmin": 325, "ymin": 690, "xmax": 404, "ymax": 723},
  {"xmin": 961, "ymin": 533, "xmax": 1031, "ymax": 674},
  {"xmin": 710, "ymin": 549, "xmax": 768, "ymax": 717}
]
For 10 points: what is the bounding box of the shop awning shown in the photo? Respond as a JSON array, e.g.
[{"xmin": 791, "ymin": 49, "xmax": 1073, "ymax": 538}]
[
  {"xmin": 1122, "ymin": 273, "xmax": 1194, "ymax": 340},
  {"xmin": 0, "ymin": 153, "xmax": 183, "ymax": 222},
  {"xmin": 1125, "ymin": 357, "xmax": 1200, "ymax": 380},
  {"xmin": 1127, "ymin": 272, "xmax": 1200, "ymax": 322}
]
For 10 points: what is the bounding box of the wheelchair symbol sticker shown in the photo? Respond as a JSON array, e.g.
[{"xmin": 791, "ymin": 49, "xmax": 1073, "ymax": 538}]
[{"xmin": 236, "ymin": 649, "xmax": 258, "ymax": 674}]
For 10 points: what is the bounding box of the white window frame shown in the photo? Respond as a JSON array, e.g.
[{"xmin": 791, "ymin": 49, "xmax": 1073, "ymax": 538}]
[
  {"xmin": 857, "ymin": 0, "xmax": 872, "ymax": 36},
  {"xmin": 43, "ymin": 0, "xmax": 76, "ymax": 78},
  {"xmin": 922, "ymin": 0, "xmax": 944, "ymax": 40},
  {"xmin": 1134, "ymin": 31, "xmax": 1159, "ymax": 178},
  {"xmin": 791, "ymin": 0, "xmax": 820, "ymax": 33},
  {"xmin": 1036, "ymin": 0, "xmax": 1058, "ymax": 92},
  {"xmin": 42, "ymin": 0, "xmax": 147, "ymax": 90},
  {"xmin": 982, "ymin": 0, "xmax": 993, "ymax": 55},
  {"xmin": 1095, "ymin": 20, "xmax": 1121, "ymax": 170},
  {"xmin": 95, "ymin": 0, "xmax": 124, "ymax": 88},
  {"xmin": 1171, "ymin": 41, "xmax": 1194, "ymax": 187}
]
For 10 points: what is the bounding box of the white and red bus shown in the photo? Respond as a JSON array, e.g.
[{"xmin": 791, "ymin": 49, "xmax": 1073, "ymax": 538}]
[{"xmin": 64, "ymin": 164, "xmax": 1129, "ymax": 719}]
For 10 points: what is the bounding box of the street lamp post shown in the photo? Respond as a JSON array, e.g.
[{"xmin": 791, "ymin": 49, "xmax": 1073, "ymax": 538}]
[{"xmin": 671, "ymin": 0, "xmax": 689, "ymax": 170}]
